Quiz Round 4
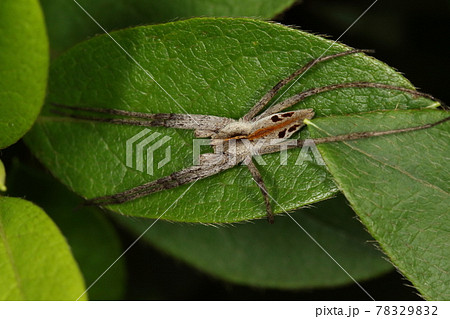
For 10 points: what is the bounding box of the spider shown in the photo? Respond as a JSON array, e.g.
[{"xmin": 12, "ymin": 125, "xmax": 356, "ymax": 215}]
[{"xmin": 52, "ymin": 49, "xmax": 449, "ymax": 223}]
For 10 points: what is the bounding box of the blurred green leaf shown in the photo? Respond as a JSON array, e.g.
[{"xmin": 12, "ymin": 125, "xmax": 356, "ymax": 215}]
[
  {"xmin": 26, "ymin": 18, "xmax": 434, "ymax": 223},
  {"xmin": 308, "ymin": 110, "xmax": 449, "ymax": 300},
  {"xmin": 0, "ymin": 197, "xmax": 87, "ymax": 300},
  {"xmin": 6, "ymin": 161, "xmax": 126, "ymax": 300},
  {"xmin": 0, "ymin": 160, "xmax": 6, "ymax": 192},
  {"xmin": 0, "ymin": 0, "xmax": 48, "ymax": 149},
  {"xmin": 40, "ymin": 0, "xmax": 297, "ymax": 55},
  {"xmin": 117, "ymin": 194, "xmax": 392, "ymax": 289}
]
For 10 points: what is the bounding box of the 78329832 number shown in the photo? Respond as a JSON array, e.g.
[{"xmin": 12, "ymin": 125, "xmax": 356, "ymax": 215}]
[{"xmin": 376, "ymin": 305, "xmax": 438, "ymax": 316}]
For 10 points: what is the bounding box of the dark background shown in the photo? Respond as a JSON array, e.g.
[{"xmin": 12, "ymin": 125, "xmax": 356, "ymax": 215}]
[{"xmin": 121, "ymin": 0, "xmax": 450, "ymax": 300}]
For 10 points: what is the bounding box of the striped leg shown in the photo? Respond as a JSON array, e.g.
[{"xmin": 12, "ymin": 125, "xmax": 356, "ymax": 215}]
[{"xmin": 242, "ymin": 49, "xmax": 373, "ymax": 121}]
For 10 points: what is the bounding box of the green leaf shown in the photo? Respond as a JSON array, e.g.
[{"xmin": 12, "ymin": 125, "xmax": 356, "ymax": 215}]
[
  {"xmin": 0, "ymin": 160, "xmax": 6, "ymax": 192},
  {"xmin": 0, "ymin": 0, "xmax": 49, "ymax": 149},
  {"xmin": 308, "ymin": 109, "xmax": 449, "ymax": 300},
  {"xmin": 5, "ymin": 161, "xmax": 126, "ymax": 300},
  {"xmin": 117, "ymin": 194, "xmax": 392, "ymax": 289},
  {"xmin": 0, "ymin": 197, "xmax": 87, "ymax": 300},
  {"xmin": 26, "ymin": 18, "xmax": 435, "ymax": 223},
  {"xmin": 41, "ymin": 0, "xmax": 297, "ymax": 55}
]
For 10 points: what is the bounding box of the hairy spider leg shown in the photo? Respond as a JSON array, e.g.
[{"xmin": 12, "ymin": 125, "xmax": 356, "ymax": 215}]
[
  {"xmin": 51, "ymin": 103, "xmax": 234, "ymax": 134},
  {"xmin": 258, "ymin": 115, "xmax": 450, "ymax": 155},
  {"xmin": 242, "ymin": 49, "xmax": 374, "ymax": 121},
  {"xmin": 246, "ymin": 159, "xmax": 274, "ymax": 223},
  {"xmin": 256, "ymin": 82, "xmax": 447, "ymax": 120},
  {"xmin": 85, "ymin": 155, "xmax": 237, "ymax": 206}
]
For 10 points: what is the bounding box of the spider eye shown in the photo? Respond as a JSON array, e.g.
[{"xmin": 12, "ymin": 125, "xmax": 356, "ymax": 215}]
[
  {"xmin": 271, "ymin": 115, "xmax": 282, "ymax": 122},
  {"xmin": 288, "ymin": 125, "xmax": 301, "ymax": 133},
  {"xmin": 278, "ymin": 129, "xmax": 287, "ymax": 138}
]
